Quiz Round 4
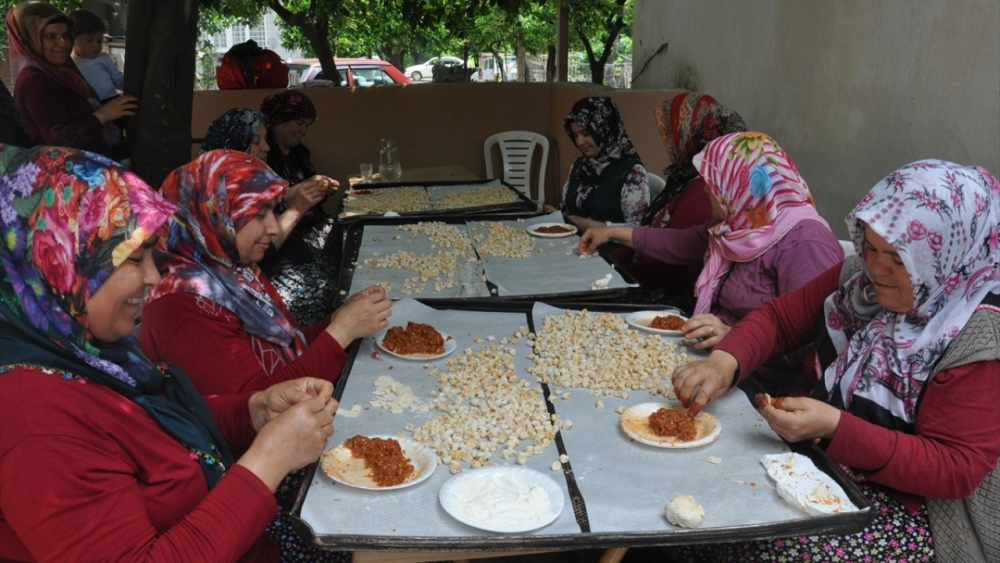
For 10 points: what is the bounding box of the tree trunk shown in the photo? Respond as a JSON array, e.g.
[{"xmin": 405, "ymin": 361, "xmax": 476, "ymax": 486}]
[
  {"xmin": 516, "ymin": 40, "xmax": 526, "ymax": 83},
  {"xmin": 122, "ymin": 0, "xmax": 199, "ymax": 186},
  {"xmin": 546, "ymin": 44, "xmax": 556, "ymax": 82},
  {"xmin": 269, "ymin": 0, "xmax": 342, "ymax": 86}
]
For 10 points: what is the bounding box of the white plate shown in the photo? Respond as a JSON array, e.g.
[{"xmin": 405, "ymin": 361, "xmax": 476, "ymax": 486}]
[
  {"xmin": 619, "ymin": 402, "xmax": 721, "ymax": 448},
  {"xmin": 527, "ymin": 223, "xmax": 577, "ymax": 238},
  {"xmin": 624, "ymin": 310, "xmax": 689, "ymax": 336},
  {"xmin": 320, "ymin": 435, "xmax": 437, "ymax": 490},
  {"xmin": 761, "ymin": 453, "xmax": 859, "ymax": 515},
  {"xmin": 439, "ymin": 466, "xmax": 564, "ymax": 533},
  {"xmin": 376, "ymin": 329, "xmax": 457, "ymax": 360}
]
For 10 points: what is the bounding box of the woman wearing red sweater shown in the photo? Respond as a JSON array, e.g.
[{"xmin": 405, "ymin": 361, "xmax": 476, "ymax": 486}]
[
  {"xmin": 0, "ymin": 145, "xmax": 337, "ymax": 562},
  {"xmin": 673, "ymin": 160, "xmax": 1000, "ymax": 562},
  {"xmin": 140, "ymin": 150, "xmax": 391, "ymax": 397}
]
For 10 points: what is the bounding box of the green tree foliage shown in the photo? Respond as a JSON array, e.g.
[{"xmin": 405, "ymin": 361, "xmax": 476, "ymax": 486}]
[{"xmin": 570, "ymin": 0, "xmax": 631, "ymax": 85}]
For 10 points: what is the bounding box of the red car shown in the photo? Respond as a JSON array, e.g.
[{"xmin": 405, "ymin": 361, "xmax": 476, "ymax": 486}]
[{"xmin": 287, "ymin": 58, "xmax": 411, "ymax": 87}]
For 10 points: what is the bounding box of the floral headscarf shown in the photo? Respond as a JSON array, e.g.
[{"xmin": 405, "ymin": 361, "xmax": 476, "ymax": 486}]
[
  {"xmin": 643, "ymin": 93, "xmax": 747, "ymax": 225},
  {"xmin": 693, "ymin": 132, "xmax": 829, "ymax": 314},
  {"xmin": 0, "ymin": 144, "xmax": 232, "ymax": 488},
  {"xmin": 816, "ymin": 160, "xmax": 1000, "ymax": 430},
  {"xmin": 6, "ymin": 2, "xmax": 93, "ymax": 99},
  {"xmin": 200, "ymin": 108, "xmax": 268, "ymax": 154},
  {"xmin": 148, "ymin": 149, "xmax": 308, "ymax": 358},
  {"xmin": 259, "ymin": 90, "xmax": 317, "ymax": 126},
  {"xmin": 563, "ymin": 96, "xmax": 641, "ymax": 186}
]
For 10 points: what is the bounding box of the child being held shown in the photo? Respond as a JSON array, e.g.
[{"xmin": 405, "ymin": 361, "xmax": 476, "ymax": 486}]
[{"xmin": 70, "ymin": 9, "xmax": 123, "ymax": 102}]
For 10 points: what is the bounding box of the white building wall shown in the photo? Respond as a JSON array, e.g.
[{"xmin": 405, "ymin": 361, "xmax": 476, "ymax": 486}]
[
  {"xmin": 632, "ymin": 0, "xmax": 1000, "ymax": 237},
  {"xmin": 202, "ymin": 12, "xmax": 303, "ymax": 62}
]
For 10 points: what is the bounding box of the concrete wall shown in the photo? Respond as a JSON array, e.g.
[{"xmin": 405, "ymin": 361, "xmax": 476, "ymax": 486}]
[
  {"xmin": 192, "ymin": 84, "xmax": 683, "ymax": 205},
  {"xmin": 632, "ymin": 0, "xmax": 1000, "ymax": 237}
]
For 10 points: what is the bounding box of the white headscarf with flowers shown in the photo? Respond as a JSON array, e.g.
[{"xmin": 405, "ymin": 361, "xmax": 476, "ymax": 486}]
[{"xmin": 819, "ymin": 160, "xmax": 1000, "ymax": 428}]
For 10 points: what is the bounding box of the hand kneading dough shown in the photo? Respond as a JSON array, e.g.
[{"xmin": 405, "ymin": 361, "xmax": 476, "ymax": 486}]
[{"xmin": 665, "ymin": 495, "xmax": 705, "ymax": 528}]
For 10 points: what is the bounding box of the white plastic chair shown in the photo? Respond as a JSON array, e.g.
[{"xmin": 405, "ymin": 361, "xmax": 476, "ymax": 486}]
[
  {"xmin": 483, "ymin": 131, "xmax": 549, "ymax": 207},
  {"xmin": 647, "ymin": 172, "xmax": 666, "ymax": 201},
  {"xmin": 839, "ymin": 239, "xmax": 855, "ymax": 258}
]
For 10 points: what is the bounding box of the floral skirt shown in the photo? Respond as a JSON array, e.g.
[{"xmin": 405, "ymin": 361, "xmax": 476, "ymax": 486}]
[
  {"xmin": 675, "ymin": 484, "xmax": 934, "ymax": 562},
  {"xmin": 266, "ymin": 468, "xmax": 351, "ymax": 562}
]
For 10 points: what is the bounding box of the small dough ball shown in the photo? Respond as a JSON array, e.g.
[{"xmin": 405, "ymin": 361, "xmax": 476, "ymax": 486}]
[{"xmin": 665, "ymin": 495, "xmax": 705, "ymax": 528}]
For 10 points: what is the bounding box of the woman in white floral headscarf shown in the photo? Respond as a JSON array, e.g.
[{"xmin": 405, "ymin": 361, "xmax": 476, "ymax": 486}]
[{"xmin": 673, "ymin": 159, "xmax": 1000, "ymax": 562}]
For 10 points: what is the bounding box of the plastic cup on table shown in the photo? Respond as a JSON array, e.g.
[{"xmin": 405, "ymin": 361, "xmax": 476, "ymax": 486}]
[{"xmin": 359, "ymin": 163, "xmax": 373, "ymax": 184}]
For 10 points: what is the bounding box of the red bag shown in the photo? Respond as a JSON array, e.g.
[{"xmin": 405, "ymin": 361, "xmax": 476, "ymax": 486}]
[{"xmin": 216, "ymin": 40, "xmax": 289, "ymax": 89}]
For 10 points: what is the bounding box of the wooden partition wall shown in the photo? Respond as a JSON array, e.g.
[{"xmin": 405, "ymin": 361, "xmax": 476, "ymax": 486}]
[{"xmin": 192, "ymin": 83, "xmax": 683, "ymax": 206}]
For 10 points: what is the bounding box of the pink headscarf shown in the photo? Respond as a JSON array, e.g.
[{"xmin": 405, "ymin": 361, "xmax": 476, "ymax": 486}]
[
  {"xmin": 692, "ymin": 132, "xmax": 829, "ymax": 314},
  {"xmin": 6, "ymin": 2, "xmax": 94, "ymax": 100}
]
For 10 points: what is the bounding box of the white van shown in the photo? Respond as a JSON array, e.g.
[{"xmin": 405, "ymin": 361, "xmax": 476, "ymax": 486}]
[{"xmin": 471, "ymin": 54, "xmax": 518, "ymax": 82}]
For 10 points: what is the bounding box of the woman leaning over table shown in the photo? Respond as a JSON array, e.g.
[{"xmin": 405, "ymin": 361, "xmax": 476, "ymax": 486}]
[
  {"xmin": 582, "ymin": 132, "xmax": 842, "ymax": 395},
  {"xmin": 543, "ymin": 96, "xmax": 649, "ymax": 233},
  {"xmin": 140, "ymin": 149, "xmax": 390, "ymax": 398},
  {"xmin": 6, "ymin": 2, "xmax": 134, "ymax": 160},
  {"xmin": 257, "ymin": 90, "xmax": 341, "ymax": 325},
  {"xmin": 613, "ymin": 92, "xmax": 747, "ymax": 308},
  {"xmin": 672, "ymin": 160, "xmax": 1000, "ymax": 562},
  {"xmin": 0, "ymin": 145, "xmax": 338, "ymax": 562}
]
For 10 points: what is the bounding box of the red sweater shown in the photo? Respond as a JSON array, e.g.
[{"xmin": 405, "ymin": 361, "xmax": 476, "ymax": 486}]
[
  {"xmin": 139, "ymin": 277, "xmax": 347, "ymax": 396},
  {"xmin": 0, "ymin": 366, "xmax": 278, "ymax": 562},
  {"xmin": 716, "ymin": 263, "xmax": 1000, "ymax": 513}
]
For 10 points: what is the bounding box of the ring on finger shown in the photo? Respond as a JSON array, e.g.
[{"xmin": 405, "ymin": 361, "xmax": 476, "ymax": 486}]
[{"xmin": 709, "ymin": 326, "xmax": 715, "ymax": 335}]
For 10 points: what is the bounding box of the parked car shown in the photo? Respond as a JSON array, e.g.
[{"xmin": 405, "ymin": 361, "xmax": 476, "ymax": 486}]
[
  {"xmin": 470, "ymin": 55, "xmax": 518, "ymax": 82},
  {"xmin": 403, "ymin": 56, "xmax": 465, "ymax": 82},
  {"xmin": 287, "ymin": 58, "xmax": 411, "ymax": 88}
]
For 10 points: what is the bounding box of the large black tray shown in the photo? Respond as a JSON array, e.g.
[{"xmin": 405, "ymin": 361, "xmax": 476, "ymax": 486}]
[
  {"xmin": 335, "ymin": 214, "xmax": 639, "ymax": 306},
  {"xmin": 290, "ymin": 300, "xmax": 872, "ymax": 552},
  {"xmin": 337, "ymin": 178, "xmax": 538, "ymax": 226}
]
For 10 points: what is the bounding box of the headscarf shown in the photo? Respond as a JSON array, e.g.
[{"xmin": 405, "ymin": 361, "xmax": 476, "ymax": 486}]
[
  {"xmin": 693, "ymin": 132, "xmax": 830, "ymax": 314},
  {"xmin": 816, "ymin": 160, "xmax": 1000, "ymax": 431},
  {"xmin": 643, "ymin": 93, "xmax": 747, "ymax": 224},
  {"xmin": 563, "ymin": 96, "xmax": 641, "ymax": 189},
  {"xmin": 6, "ymin": 2, "xmax": 91, "ymax": 98},
  {"xmin": 147, "ymin": 149, "xmax": 308, "ymax": 358},
  {"xmin": 200, "ymin": 108, "xmax": 268, "ymax": 154},
  {"xmin": 0, "ymin": 144, "xmax": 232, "ymax": 488},
  {"xmin": 259, "ymin": 90, "xmax": 317, "ymax": 126}
]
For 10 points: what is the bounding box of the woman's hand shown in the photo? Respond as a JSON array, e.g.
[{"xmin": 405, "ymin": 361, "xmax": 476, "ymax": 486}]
[
  {"xmin": 672, "ymin": 350, "xmax": 739, "ymax": 417},
  {"xmin": 325, "ymin": 286, "xmax": 392, "ymax": 348},
  {"xmin": 756, "ymin": 395, "xmax": 842, "ymax": 442},
  {"xmin": 287, "ymin": 176, "xmax": 333, "ymax": 213},
  {"xmin": 542, "ymin": 203, "xmax": 557, "ymax": 213},
  {"xmin": 93, "ymin": 95, "xmax": 137, "ymax": 124},
  {"xmin": 578, "ymin": 226, "xmax": 634, "ymax": 255},
  {"xmin": 249, "ymin": 377, "xmax": 335, "ymax": 432},
  {"xmin": 681, "ymin": 314, "xmax": 730, "ymax": 350},
  {"xmin": 237, "ymin": 394, "xmax": 337, "ymax": 490}
]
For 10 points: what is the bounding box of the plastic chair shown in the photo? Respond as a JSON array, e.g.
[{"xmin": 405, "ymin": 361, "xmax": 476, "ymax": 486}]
[
  {"xmin": 839, "ymin": 239, "xmax": 855, "ymax": 258},
  {"xmin": 647, "ymin": 172, "xmax": 666, "ymax": 201},
  {"xmin": 484, "ymin": 131, "xmax": 549, "ymax": 207}
]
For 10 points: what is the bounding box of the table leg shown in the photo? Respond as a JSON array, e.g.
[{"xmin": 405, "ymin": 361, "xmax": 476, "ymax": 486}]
[{"xmin": 597, "ymin": 547, "xmax": 628, "ymax": 563}]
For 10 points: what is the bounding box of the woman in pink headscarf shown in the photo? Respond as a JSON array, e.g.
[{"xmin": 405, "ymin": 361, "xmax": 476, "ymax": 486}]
[
  {"xmin": 581, "ymin": 132, "xmax": 842, "ymax": 394},
  {"xmin": 6, "ymin": 2, "xmax": 135, "ymax": 159}
]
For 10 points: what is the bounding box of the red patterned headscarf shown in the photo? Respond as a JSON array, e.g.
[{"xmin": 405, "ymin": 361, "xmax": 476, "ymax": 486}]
[
  {"xmin": 259, "ymin": 90, "xmax": 317, "ymax": 126},
  {"xmin": 693, "ymin": 132, "xmax": 830, "ymax": 314},
  {"xmin": 148, "ymin": 150, "xmax": 307, "ymax": 354}
]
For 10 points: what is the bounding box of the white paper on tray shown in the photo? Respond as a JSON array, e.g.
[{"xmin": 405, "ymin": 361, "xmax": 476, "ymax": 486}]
[
  {"xmin": 472, "ymin": 211, "xmax": 637, "ymax": 297},
  {"xmin": 761, "ymin": 453, "xmax": 859, "ymax": 515}
]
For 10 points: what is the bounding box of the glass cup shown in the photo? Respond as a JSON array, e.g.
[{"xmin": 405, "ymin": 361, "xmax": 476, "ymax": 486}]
[
  {"xmin": 378, "ymin": 138, "xmax": 401, "ymax": 182},
  {"xmin": 359, "ymin": 163, "xmax": 373, "ymax": 184},
  {"xmin": 459, "ymin": 261, "xmax": 482, "ymax": 298}
]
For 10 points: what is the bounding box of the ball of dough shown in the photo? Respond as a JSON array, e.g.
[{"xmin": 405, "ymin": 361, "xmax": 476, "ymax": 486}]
[{"xmin": 665, "ymin": 495, "xmax": 705, "ymax": 528}]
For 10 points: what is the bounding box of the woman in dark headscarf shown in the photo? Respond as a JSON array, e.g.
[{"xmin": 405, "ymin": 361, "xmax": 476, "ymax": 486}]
[
  {"xmin": 6, "ymin": 1, "xmax": 135, "ymax": 160},
  {"xmin": 0, "ymin": 144, "xmax": 337, "ymax": 562},
  {"xmin": 610, "ymin": 93, "xmax": 748, "ymax": 305},
  {"xmin": 544, "ymin": 96, "xmax": 650, "ymax": 232},
  {"xmin": 257, "ymin": 91, "xmax": 342, "ymax": 325}
]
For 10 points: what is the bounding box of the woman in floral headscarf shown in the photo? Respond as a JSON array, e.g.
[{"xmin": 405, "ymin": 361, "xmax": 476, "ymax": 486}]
[
  {"xmin": 0, "ymin": 144, "xmax": 338, "ymax": 562},
  {"xmin": 610, "ymin": 93, "xmax": 748, "ymax": 304},
  {"xmin": 543, "ymin": 96, "xmax": 649, "ymax": 232},
  {"xmin": 256, "ymin": 90, "xmax": 341, "ymax": 325},
  {"xmin": 582, "ymin": 132, "xmax": 842, "ymax": 394},
  {"xmin": 141, "ymin": 149, "xmax": 389, "ymax": 397},
  {"xmin": 673, "ymin": 160, "xmax": 1000, "ymax": 563},
  {"xmin": 6, "ymin": 2, "xmax": 135, "ymax": 160}
]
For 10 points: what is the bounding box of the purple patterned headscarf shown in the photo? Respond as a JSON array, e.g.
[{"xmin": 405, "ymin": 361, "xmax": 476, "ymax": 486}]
[{"xmin": 819, "ymin": 160, "xmax": 1000, "ymax": 429}]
